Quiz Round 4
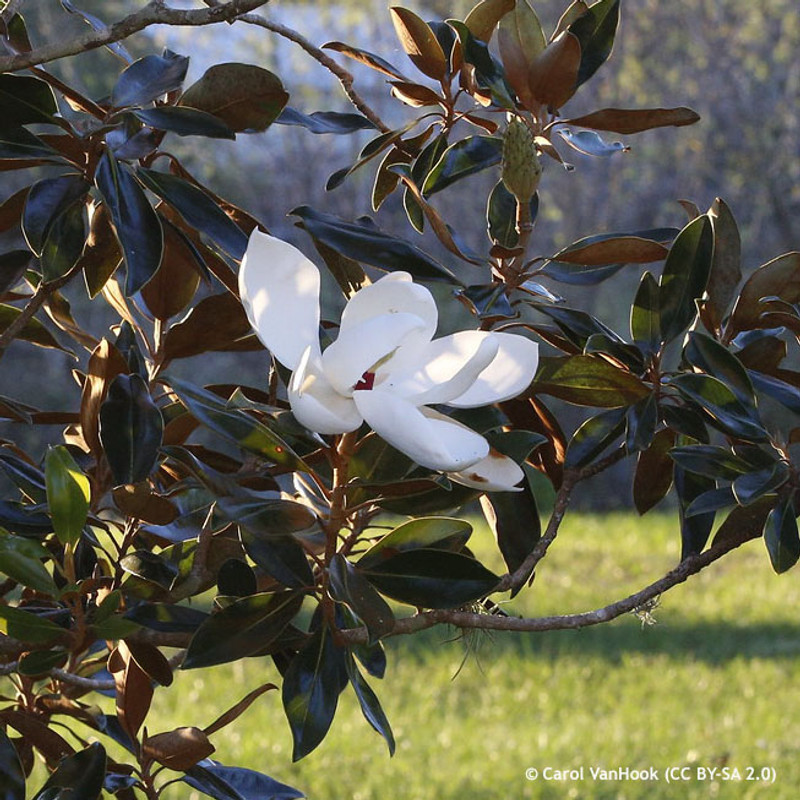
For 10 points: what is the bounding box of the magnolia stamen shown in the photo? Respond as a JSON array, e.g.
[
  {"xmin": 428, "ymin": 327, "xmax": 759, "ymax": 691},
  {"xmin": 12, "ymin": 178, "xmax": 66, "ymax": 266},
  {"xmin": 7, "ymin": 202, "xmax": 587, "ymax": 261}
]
[{"xmin": 353, "ymin": 370, "xmax": 376, "ymax": 391}]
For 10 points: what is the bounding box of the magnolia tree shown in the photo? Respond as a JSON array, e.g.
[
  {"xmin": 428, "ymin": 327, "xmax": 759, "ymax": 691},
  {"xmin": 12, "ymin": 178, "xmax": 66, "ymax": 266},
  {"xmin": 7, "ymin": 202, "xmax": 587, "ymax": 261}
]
[{"xmin": 1, "ymin": 0, "xmax": 799, "ymax": 797}]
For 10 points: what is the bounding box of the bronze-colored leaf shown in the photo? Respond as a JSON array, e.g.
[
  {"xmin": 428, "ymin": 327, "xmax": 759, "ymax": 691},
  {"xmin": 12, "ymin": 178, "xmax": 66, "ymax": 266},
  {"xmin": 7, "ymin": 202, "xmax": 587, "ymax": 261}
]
[
  {"xmin": 560, "ymin": 106, "xmax": 700, "ymax": 134},
  {"xmin": 125, "ymin": 639, "xmax": 174, "ymax": 687},
  {"xmin": 0, "ymin": 186, "xmax": 29, "ymax": 233},
  {"xmin": 390, "ymin": 7, "xmax": 448, "ymax": 80},
  {"xmin": 140, "ymin": 222, "xmax": 202, "ymax": 320},
  {"xmin": 633, "ymin": 427, "xmax": 675, "ymax": 514},
  {"xmin": 112, "ymin": 483, "xmax": 179, "ymax": 526},
  {"xmin": 80, "ymin": 203, "xmax": 122, "ymax": 299},
  {"xmin": 204, "ymin": 683, "xmax": 276, "ymax": 736},
  {"xmin": 389, "ymin": 81, "xmax": 444, "ymax": 108},
  {"xmin": 108, "ymin": 641, "xmax": 154, "ymax": 742},
  {"xmin": 143, "ymin": 727, "xmax": 215, "ymax": 771},
  {"xmin": 80, "ymin": 339, "xmax": 130, "ymax": 459},
  {"xmin": 528, "ymin": 31, "xmax": 581, "ymax": 110},
  {"xmin": 704, "ymin": 197, "xmax": 742, "ymax": 333},
  {"xmin": 552, "ymin": 0, "xmax": 590, "ymax": 39},
  {"xmin": 497, "ymin": 0, "xmax": 546, "ymax": 108}
]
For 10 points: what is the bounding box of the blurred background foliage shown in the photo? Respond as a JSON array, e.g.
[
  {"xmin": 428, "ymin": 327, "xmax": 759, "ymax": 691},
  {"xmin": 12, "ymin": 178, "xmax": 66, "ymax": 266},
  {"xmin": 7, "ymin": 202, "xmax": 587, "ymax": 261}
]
[{"xmin": 3, "ymin": 0, "xmax": 798, "ymax": 507}]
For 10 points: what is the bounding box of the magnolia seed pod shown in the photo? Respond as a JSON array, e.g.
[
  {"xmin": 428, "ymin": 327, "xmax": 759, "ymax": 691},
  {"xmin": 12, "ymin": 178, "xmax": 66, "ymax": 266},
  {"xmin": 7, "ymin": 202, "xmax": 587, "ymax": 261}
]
[{"xmin": 501, "ymin": 119, "xmax": 541, "ymax": 203}]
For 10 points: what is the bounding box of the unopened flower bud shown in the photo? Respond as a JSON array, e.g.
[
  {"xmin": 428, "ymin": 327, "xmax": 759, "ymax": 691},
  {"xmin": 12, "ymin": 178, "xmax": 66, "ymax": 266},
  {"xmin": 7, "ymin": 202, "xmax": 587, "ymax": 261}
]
[{"xmin": 501, "ymin": 119, "xmax": 541, "ymax": 203}]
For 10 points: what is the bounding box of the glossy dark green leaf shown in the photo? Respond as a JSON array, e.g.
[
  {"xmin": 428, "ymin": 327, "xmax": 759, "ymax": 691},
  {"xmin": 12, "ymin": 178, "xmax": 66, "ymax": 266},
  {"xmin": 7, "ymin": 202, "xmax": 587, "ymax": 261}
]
[
  {"xmin": 358, "ymin": 517, "xmax": 473, "ymax": 569},
  {"xmin": 0, "ymin": 725, "xmax": 25, "ymax": 800},
  {"xmin": 282, "ymin": 625, "xmax": 348, "ymax": 761},
  {"xmin": 538, "ymin": 261, "xmax": 621, "ymax": 286},
  {"xmin": 22, "ymin": 175, "xmax": 90, "ymax": 256},
  {"xmin": 584, "ymin": 333, "xmax": 646, "ymax": 373},
  {"xmin": 99, "ymin": 374, "xmax": 164, "ymax": 485},
  {"xmin": 675, "ymin": 466, "xmax": 716, "ymax": 559},
  {"xmin": 239, "ymin": 528, "xmax": 314, "ymax": 590},
  {"xmin": 659, "ymin": 215, "xmax": 714, "ymax": 343},
  {"xmin": 568, "ymin": 0, "xmax": 620, "ymax": 87},
  {"xmin": 94, "ymin": 151, "xmax": 163, "ymax": 295},
  {"xmin": 669, "ymin": 445, "xmax": 751, "ymax": 480},
  {"xmin": 218, "ymin": 558, "xmax": 258, "ymax": 597},
  {"xmin": 292, "ymin": 205, "xmax": 458, "ymax": 283},
  {"xmin": 669, "ymin": 373, "xmax": 768, "ymax": 442},
  {"xmin": 684, "ymin": 332, "xmax": 755, "ymax": 407},
  {"xmin": 535, "ymin": 305, "xmax": 623, "ymax": 351},
  {"xmin": 749, "ymin": 370, "xmax": 800, "ymax": 415},
  {"xmin": 630, "ymin": 270, "xmax": 661, "ymax": 349},
  {"xmin": 136, "ymin": 168, "xmax": 247, "ymax": 260},
  {"xmin": 0, "ymin": 532, "xmax": 57, "ymax": 596},
  {"xmin": 183, "ymin": 591, "xmax": 304, "ymax": 669},
  {"xmin": 120, "ymin": 550, "xmax": 179, "ymax": 589},
  {"xmin": 0, "ymin": 450, "xmax": 46, "ymax": 501},
  {"xmin": 362, "ymin": 549, "xmax": 499, "ymax": 609},
  {"xmin": 764, "ymin": 495, "xmax": 800, "ymax": 574},
  {"xmin": 180, "ymin": 62, "xmax": 289, "ymax": 133},
  {"xmin": 449, "ymin": 20, "xmax": 515, "ymax": 108},
  {"xmin": 732, "ymin": 462, "xmax": 789, "ymax": 506},
  {"xmin": 133, "ymin": 106, "xmax": 235, "ymax": 139},
  {"xmin": 566, "ymin": 407, "xmax": 626, "ymax": 467},
  {"xmin": 685, "ymin": 486, "xmax": 735, "ymax": 518},
  {"xmin": 45, "ymin": 446, "xmax": 90, "ymax": 546},
  {"xmin": 0, "ymin": 74, "xmax": 58, "ymax": 128},
  {"xmin": 184, "ymin": 761, "xmax": 303, "ymax": 800},
  {"xmin": 34, "ymin": 742, "xmax": 106, "ymax": 800},
  {"xmin": 487, "ymin": 180, "xmax": 518, "ymax": 248},
  {"xmin": 40, "ymin": 200, "xmax": 87, "ymax": 283},
  {"xmin": 479, "ymin": 467, "xmax": 540, "ymax": 593},
  {"xmin": 422, "ymin": 136, "xmax": 502, "ymax": 196},
  {"xmin": 0, "ymin": 500, "xmax": 52, "ymax": 535},
  {"xmin": 633, "ymin": 427, "xmax": 675, "ymax": 514},
  {"xmin": 111, "ymin": 50, "xmax": 189, "ymax": 108},
  {"xmin": 660, "ymin": 403, "xmax": 709, "ymax": 443},
  {"xmin": 345, "ymin": 653, "xmax": 395, "ymax": 756},
  {"xmin": 329, "ymin": 555, "xmax": 394, "ymax": 644},
  {"xmin": 17, "ymin": 649, "xmax": 68, "ymax": 676},
  {"xmin": 533, "ymin": 354, "xmax": 650, "ymax": 407},
  {"xmin": 276, "ymin": 107, "xmax": 378, "ymax": 134},
  {"xmin": 0, "ymin": 605, "xmax": 65, "ymax": 644},
  {"xmin": 123, "ymin": 602, "xmax": 209, "ymax": 634},
  {"xmin": 169, "ymin": 377, "xmax": 307, "ymax": 471},
  {"xmin": 705, "ymin": 198, "xmax": 741, "ymax": 331},
  {"xmin": 220, "ymin": 498, "xmax": 317, "ymax": 539},
  {"xmin": 625, "ymin": 393, "xmax": 658, "ymax": 452},
  {"xmin": 462, "ymin": 282, "xmax": 515, "ymax": 320}
]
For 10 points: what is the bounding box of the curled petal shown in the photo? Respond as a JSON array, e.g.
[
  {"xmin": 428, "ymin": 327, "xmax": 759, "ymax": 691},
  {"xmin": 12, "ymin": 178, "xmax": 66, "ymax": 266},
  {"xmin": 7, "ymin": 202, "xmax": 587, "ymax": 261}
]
[
  {"xmin": 448, "ymin": 332, "xmax": 539, "ymax": 407},
  {"xmin": 354, "ymin": 391, "xmax": 489, "ymax": 472},
  {"xmin": 289, "ymin": 347, "xmax": 362, "ymax": 434},
  {"xmin": 322, "ymin": 312, "xmax": 429, "ymax": 396},
  {"xmin": 340, "ymin": 271, "xmax": 438, "ymax": 345},
  {"xmin": 239, "ymin": 230, "xmax": 321, "ymax": 370},
  {"xmin": 385, "ymin": 332, "xmax": 501, "ymax": 405},
  {"xmin": 449, "ymin": 450, "xmax": 525, "ymax": 492}
]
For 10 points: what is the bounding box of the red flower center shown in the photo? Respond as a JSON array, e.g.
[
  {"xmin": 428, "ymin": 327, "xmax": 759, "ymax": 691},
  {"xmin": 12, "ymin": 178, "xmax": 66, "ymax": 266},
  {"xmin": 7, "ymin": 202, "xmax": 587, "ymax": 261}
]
[{"xmin": 353, "ymin": 370, "xmax": 376, "ymax": 391}]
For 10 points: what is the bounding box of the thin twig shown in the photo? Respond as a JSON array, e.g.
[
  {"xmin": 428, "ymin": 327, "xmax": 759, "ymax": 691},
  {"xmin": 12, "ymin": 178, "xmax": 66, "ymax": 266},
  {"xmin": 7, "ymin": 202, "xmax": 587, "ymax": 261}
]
[
  {"xmin": 0, "ymin": 0, "xmax": 270, "ymax": 73},
  {"xmin": 202, "ymin": 0, "xmax": 389, "ymax": 132}
]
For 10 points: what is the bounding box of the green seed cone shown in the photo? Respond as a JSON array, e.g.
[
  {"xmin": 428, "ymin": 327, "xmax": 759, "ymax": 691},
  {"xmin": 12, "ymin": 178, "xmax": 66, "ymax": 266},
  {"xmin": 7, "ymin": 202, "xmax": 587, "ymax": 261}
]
[{"xmin": 502, "ymin": 119, "xmax": 541, "ymax": 203}]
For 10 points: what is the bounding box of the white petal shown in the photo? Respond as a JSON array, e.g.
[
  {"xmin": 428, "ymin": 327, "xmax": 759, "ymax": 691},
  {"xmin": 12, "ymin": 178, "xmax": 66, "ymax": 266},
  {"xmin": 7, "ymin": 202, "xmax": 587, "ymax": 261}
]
[
  {"xmin": 448, "ymin": 332, "xmax": 539, "ymax": 407},
  {"xmin": 340, "ymin": 271, "xmax": 438, "ymax": 344},
  {"xmin": 353, "ymin": 391, "xmax": 489, "ymax": 472},
  {"xmin": 238, "ymin": 230, "xmax": 321, "ymax": 370},
  {"xmin": 289, "ymin": 347, "xmax": 362, "ymax": 434},
  {"xmin": 322, "ymin": 312, "xmax": 428, "ymax": 396},
  {"xmin": 449, "ymin": 450, "xmax": 525, "ymax": 492},
  {"xmin": 384, "ymin": 332, "xmax": 500, "ymax": 405}
]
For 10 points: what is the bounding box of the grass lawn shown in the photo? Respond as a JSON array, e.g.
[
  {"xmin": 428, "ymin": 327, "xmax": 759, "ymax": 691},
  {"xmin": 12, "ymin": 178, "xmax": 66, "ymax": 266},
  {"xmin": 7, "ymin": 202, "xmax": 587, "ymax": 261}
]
[{"xmin": 139, "ymin": 511, "xmax": 800, "ymax": 800}]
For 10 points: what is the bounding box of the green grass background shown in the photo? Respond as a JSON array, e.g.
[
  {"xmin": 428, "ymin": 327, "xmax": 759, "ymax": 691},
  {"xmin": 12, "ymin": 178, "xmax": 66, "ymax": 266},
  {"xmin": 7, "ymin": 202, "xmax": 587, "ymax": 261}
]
[{"xmin": 141, "ymin": 512, "xmax": 800, "ymax": 800}]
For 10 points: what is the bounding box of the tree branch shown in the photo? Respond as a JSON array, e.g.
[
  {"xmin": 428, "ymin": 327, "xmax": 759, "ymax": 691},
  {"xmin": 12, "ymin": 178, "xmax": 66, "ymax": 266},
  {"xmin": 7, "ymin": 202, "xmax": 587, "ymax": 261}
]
[
  {"xmin": 338, "ymin": 525, "xmax": 759, "ymax": 645},
  {"xmin": 0, "ymin": 0, "xmax": 271, "ymax": 73},
  {"xmin": 202, "ymin": 0, "xmax": 390, "ymax": 132}
]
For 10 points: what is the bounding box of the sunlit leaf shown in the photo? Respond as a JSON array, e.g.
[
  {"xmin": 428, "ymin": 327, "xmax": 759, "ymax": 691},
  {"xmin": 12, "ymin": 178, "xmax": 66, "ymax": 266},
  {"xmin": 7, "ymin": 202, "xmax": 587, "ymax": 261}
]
[
  {"xmin": 390, "ymin": 6, "xmax": 448, "ymax": 80},
  {"xmin": 44, "ymin": 445, "xmax": 89, "ymax": 545},
  {"xmin": 568, "ymin": 0, "xmax": 620, "ymax": 88}
]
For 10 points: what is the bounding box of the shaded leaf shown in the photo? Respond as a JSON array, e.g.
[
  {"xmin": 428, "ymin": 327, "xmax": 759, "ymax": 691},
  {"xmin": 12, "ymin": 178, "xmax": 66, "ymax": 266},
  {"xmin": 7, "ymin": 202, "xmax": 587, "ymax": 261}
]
[
  {"xmin": 0, "ymin": 304, "xmax": 68, "ymax": 352},
  {"xmin": 557, "ymin": 128, "xmax": 627, "ymax": 157},
  {"xmin": 34, "ymin": 743, "xmax": 106, "ymax": 800},
  {"xmin": 0, "ymin": 127, "xmax": 62, "ymax": 162},
  {"xmin": 0, "ymin": 726, "xmax": 26, "ymax": 800},
  {"xmin": 0, "ymin": 532, "xmax": 57, "ymax": 596},
  {"xmin": 659, "ymin": 215, "xmax": 714, "ymax": 343},
  {"xmin": 133, "ymin": 106, "xmax": 235, "ymax": 139},
  {"xmin": 764, "ymin": 495, "xmax": 800, "ymax": 574},
  {"xmin": 0, "ymin": 74, "xmax": 58, "ymax": 128},
  {"xmin": 668, "ymin": 445, "xmax": 751, "ymax": 480},
  {"xmin": 40, "ymin": 200, "xmax": 87, "ymax": 283},
  {"xmin": 422, "ymin": 135, "xmax": 502, "ymax": 196},
  {"xmin": 180, "ymin": 63, "xmax": 288, "ymax": 133},
  {"xmin": 329, "ymin": 555, "xmax": 395, "ymax": 644},
  {"xmin": 684, "ymin": 332, "xmax": 754, "ymax": 407},
  {"xmin": 111, "ymin": 50, "xmax": 189, "ymax": 108},
  {"xmin": 733, "ymin": 463, "xmax": 789, "ymax": 507},
  {"xmin": 239, "ymin": 529, "xmax": 314, "ymax": 590},
  {"xmin": 566, "ymin": 407, "xmax": 626, "ymax": 467},
  {"xmin": 185, "ymin": 760, "xmax": 304, "ymax": 800},
  {"xmin": 94, "ymin": 151, "xmax": 163, "ymax": 295},
  {"xmin": 292, "ymin": 205, "xmax": 458, "ymax": 283},
  {"xmin": 345, "ymin": 654, "xmax": 395, "ymax": 756},
  {"xmin": 704, "ymin": 197, "xmax": 741, "ymax": 331},
  {"xmin": 675, "ymin": 466, "xmax": 716, "ymax": 559},
  {"xmin": 99, "ymin": 374, "xmax": 164, "ymax": 485},
  {"xmin": 282, "ymin": 625, "xmax": 348, "ymax": 761},
  {"xmin": 22, "ymin": 174, "xmax": 90, "ymax": 256},
  {"xmin": 633, "ymin": 427, "xmax": 675, "ymax": 514},
  {"xmin": 0, "ymin": 249, "xmax": 33, "ymax": 295}
]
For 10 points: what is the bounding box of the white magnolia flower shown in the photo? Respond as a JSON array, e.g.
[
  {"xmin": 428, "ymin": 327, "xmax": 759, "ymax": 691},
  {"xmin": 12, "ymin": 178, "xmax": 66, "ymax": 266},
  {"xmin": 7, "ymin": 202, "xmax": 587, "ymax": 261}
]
[{"xmin": 239, "ymin": 230, "xmax": 539, "ymax": 491}]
